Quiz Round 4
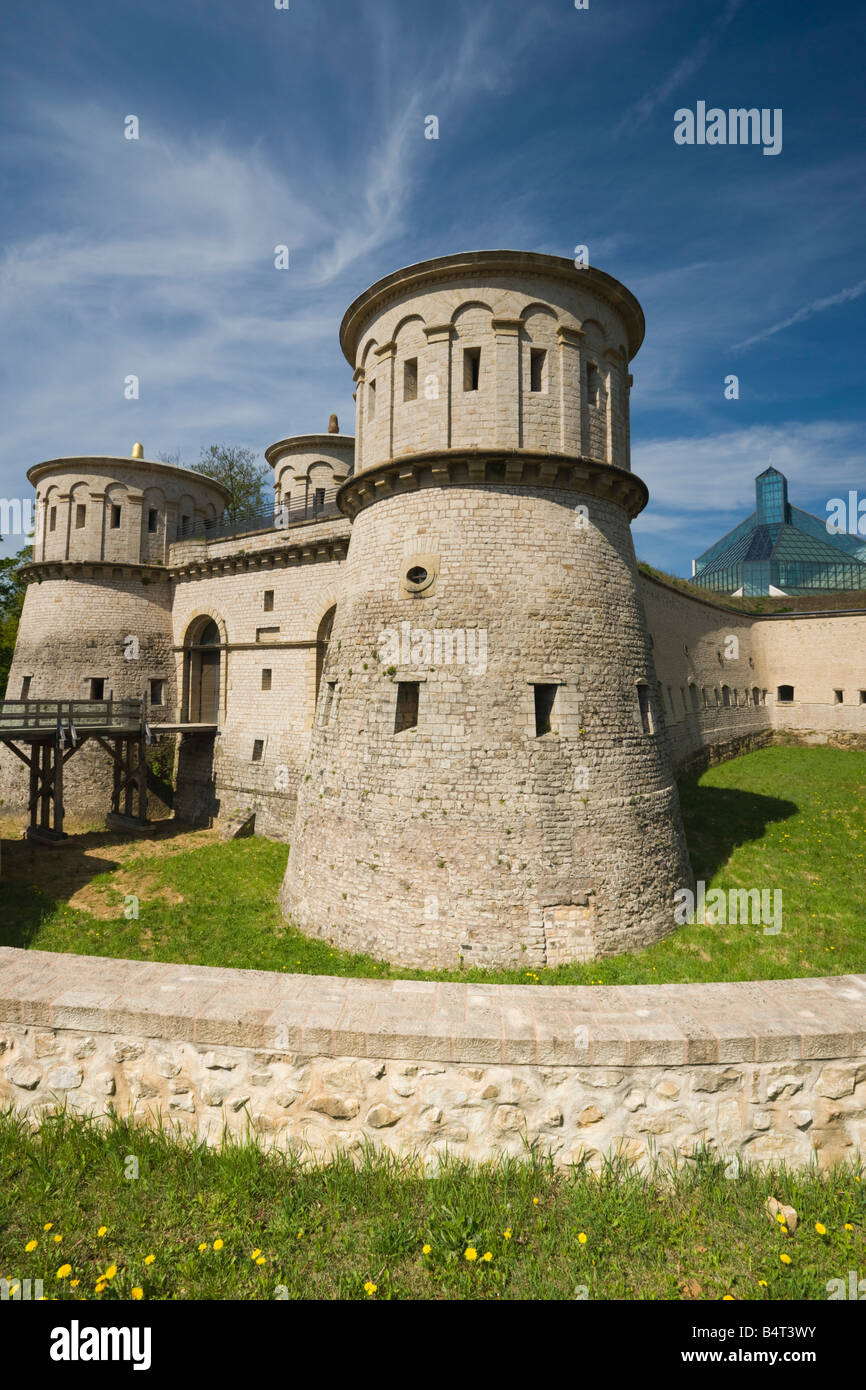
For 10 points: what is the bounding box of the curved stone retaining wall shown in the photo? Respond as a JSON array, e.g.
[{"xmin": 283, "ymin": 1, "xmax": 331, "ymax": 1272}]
[{"xmin": 1, "ymin": 948, "xmax": 864, "ymax": 1171}]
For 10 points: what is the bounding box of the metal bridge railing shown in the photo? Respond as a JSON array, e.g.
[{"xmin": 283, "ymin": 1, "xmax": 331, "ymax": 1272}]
[{"xmin": 173, "ymin": 489, "xmax": 342, "ymax": 543}]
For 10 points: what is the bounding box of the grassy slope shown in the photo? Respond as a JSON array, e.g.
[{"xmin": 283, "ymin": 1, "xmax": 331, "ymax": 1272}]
[{"xmin": 1, "ymin": 746, "xmax": 864, "ymax": 985}]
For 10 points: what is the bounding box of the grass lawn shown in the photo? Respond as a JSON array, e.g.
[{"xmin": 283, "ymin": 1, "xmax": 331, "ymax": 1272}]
[
  {"xmin": 0, "ymin": 745, "xmax": 864, "ymax": 985},
  {"xmin": 0, "ymin": 1112, "xmax": 862, "ymax": 1300}
]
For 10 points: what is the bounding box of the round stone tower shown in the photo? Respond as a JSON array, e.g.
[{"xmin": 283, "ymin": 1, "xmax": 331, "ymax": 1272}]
[
  {"xmin": 264, "ymin": 430, "xmax": 354, "ymax": 514},
  {"xmin": 0, "ymin": 450, "xmax": 229, "ymax": 822},
  {"xmin": 280, "ymin": 250, "xmax": 692, "ymax": 969}
]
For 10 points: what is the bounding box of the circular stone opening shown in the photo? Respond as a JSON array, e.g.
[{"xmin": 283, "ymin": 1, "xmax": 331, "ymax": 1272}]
[{"xmin": 406, "ymin": 565, "xmax": 428, "ymax": 585}]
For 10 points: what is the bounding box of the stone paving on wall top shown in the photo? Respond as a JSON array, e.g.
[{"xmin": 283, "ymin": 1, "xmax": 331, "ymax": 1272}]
[{"xmin": 1, "ymin": 948, "xmax": 864, "ymax": 1066}]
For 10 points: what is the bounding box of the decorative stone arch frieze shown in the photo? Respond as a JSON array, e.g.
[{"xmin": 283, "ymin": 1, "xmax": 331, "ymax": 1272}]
[
  {"xmin": 392, "ymin": 312, "xmax": 427, "ymax": 341},
  {"xmin": 449, "ymin": 298, "xmax": 495, "ymax": 330}
]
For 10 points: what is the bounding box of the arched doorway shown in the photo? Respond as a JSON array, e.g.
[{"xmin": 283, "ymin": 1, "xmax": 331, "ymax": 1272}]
[
  {"xmin": 185, "ymin": 618, "xmax": 222, "ymax": 724},
  {"xmin": 315, "ymin": 606, "xmax": 336, "ymax": 703}
]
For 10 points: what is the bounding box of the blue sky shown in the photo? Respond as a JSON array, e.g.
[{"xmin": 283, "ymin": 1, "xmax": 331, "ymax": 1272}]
[{"xmin": 2, "ymin": 0, "xmax": 865, "ymax": 571}]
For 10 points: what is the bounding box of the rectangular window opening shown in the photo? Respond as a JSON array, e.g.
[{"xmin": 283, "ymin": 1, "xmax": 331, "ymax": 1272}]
[
  {"xmin": 75, "ymin": 504, "xmax": 86, "ymax": 529},
  {"xmin": 147, "ymin": 508, "xmax": 159, "ymax": 533},
  {"xmin": 834, "ymin": 689, "xmax": 843, "ymax": 704},
  {"xmin": 368, "ymin": 378, "xmax": 376, "ymax": 419},
  {"xmin": 251, "ymin": 739, "xmax": 265, "ymax": 763},
  {"xmin": 49, "ymin": 507, "xmax": 57, "ymax": 532},
  {"xmin": 322, "ymin": 680, "xmax": 337, "ymax": 725},
  {"xmin": 637, "ymin": 684, "xmax": 654, "ymax": 735},
  {"xmin": 263, "ymin": 589, "xmax": 274, "ymax": 612},
  {"xmin": 110, "ymin": 505, "xmax": 122, "ymax": 529},
  {"xmin": 587, "ymin": 362, "xmax": 600, "ymax": 407},
  {"xmin": 534, "ymin": 684, "xmax": 558, "ymax": 738},
  {"xmin": 777, "ymin": 685, "xmax": 794, "ymax": 703},
  {"xmin": 403, "ymin": 357, "xmax": 418, "ymax": 402},
  {"xmin": 180, "ymin": 514, "xmax": 190, "ymax": 537},
  {"xmin": 394, "ymin": 680, "xmax": 420, "ymax": 733},
  {"xmin": 463, "ymin": 347, "xmax": 481, "ymax": 392},
  {"xmin": 149, "ymin": 679, "xmax": 164, "ymax": 707},
  {"xmin": 860, "ymin": 690, "xmax": 866, "ymax": 704},
  {"xmin": 261, "ymin": 668, "xmax": 272, "ymax": 691},
  {"xmin": 89, "ymin": 678, "xmax": 105, "ymax": 701},
  {"xmin": 529, "ymin": 348, "xmax": 546, "ymax": 393},
  {"xmin": 21, "ymin": 676, "xmax": 32, "ymax": 699}
]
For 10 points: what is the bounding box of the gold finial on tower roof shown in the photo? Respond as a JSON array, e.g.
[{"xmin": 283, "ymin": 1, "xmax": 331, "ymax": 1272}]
[
  {"xmin": 328, "ymin": 414, "xmax": 339, "ymax": 434},
  {"xmin": 131, "ymin": 442, "xmax": 144, "ymax": 459}
]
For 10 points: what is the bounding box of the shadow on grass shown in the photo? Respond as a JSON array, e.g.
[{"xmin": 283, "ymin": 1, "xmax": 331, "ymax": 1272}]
[
  {"xmin": 0, "ymin": 818, "xmax": 198, "ymax": 949},
  {"xmin": 678, "ymin": 779, "xmax": 798, "ymax": 883}
]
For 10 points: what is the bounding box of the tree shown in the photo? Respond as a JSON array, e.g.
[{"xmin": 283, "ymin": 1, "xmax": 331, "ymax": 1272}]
[
  {"xmin": 0, "ymin": 542, "xmax": 32, "ymax": 696},
  {"xmin": 189, "ymin": 445, "xmax": 270, "ymax": 522}
]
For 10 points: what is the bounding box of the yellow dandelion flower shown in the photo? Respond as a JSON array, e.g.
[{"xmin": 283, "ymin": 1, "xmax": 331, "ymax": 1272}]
[
  {"xmin": 422, "ymin": 1244, "xmax": 431, "ymax": 1255},
  {"xmin": 845, "ymin": 1223, "xmax": 854, "ymax": 1231},
  {"xmin": 256, "ymin": 1256, "xmax": 266, "ymax": 1266},
  {"xmin": 198, "ymin": 1243, "xmax": 207, "ymax": 1252},
  {"xmin": 578, "ymin": 1233, "xmax": 588, "ymax": 1245},
  {"xmin": 780, "ymin": 1253, "xmax": 792, "ymax": 1265},
  {"xmin": 482, "ymin": 1252, "xmax": 493, "ymax": 1262},
  {"xmin": 464, "ymin": 1247, "xmax": 478, "ymax": 1262},
  {"xmin": 43, "ymin": 1222, "xmax": 53, "ymax": 1231},
  {"xmin": 815, "ymin": 1222, "xmax": 827, "ymax": 1235},
  {"xmin": 776, "ymin": 1212, "xmax": 786, "ymax": 1225},
  {"xmin": 97, "ymin": 1227, "xmax": 107, "ymax": 1237},
  {"xmin": 25, "ymin": 1240, "xmax": 37, "ymax": 1253},
  {"xmin": 104, "ymin": 1265, "xmax": 117, "ymax": 1280},
  {"xmin": 363, "ymin": 1281, "xmax": 377, "ymax": 1296},
  {"xmin": 95, "ymin": 1281, "xmax": 107, "ymax": 1293},
  {"xmin": 532, "ymin": 1198, "xmax": 540, "ymax": 1206},
  {"xmin": 144, "ymin": 1255, "xmax": 155, "ymax": 1266},
  {"xmin": 758, "ymin": 1280, "xmax": 768, "ymax": 1287},
  {"xmin": 251, "ymin": 1249, "xmax": 262, "ymax": 1260},
  {"xmin": 213, "ymin": 1239, "xmax": 224, "ymax": 1251},
  {"xmin": 722, "ymin": 1295, "xmax": 734, "ymax": 1301},
  {"xmin": 56, "ymin": 1264, "xmax": 72, "ymax": 1279},
  {"xmin": 70, "ymin": 1279, "xmax": 80, "ymax": 1288},
  {"xmin": 53, "ymin": 1234, "xmax": 62, "ymax": 1244},
  {"xmin": 503, "ymin": 1228, "xmax": 512, "ymax": 1240},
  {"xmin": 131, "ymin": 1287, "xmax": 143, "ymax": 1300}
]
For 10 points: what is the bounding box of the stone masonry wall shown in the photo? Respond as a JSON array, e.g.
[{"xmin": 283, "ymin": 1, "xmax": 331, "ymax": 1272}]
[
  {"xmin": 346, "ymin": 254, "xmax": 637, "ymax": 476},
  {"xmin": 169, "ymin": 520, "xmax": 349, "ymax": 837},
  {"xmin": 282, "ymin": 480, "xmax": 692, "ymax": 969},
  {"xmin": 640, "ymin": 575, "xmax": 866, "ymax": 770},
  {"xmin": 1, "ymin": 949, "xmax": 863, "ymax": 1172},
  {"xmin": 0, "ymin": 571, "xmax": 177, "ymax": 822}
]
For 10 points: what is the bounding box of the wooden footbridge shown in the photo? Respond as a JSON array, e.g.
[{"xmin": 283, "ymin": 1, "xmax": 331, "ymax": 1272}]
[{"xmin": 0, "ymin": 697, "xmax": 152, "ymax": 842}]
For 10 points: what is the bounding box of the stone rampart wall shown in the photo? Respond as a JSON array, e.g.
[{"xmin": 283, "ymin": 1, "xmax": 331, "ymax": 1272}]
[{"xmin": 2, "ymin": 949, "xmax": 863, "ymax": 1171}]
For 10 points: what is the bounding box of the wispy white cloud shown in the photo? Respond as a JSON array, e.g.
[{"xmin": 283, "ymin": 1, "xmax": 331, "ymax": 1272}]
[
  {"xmin": 615, "ymin": 0, "xmax": 746, "ymax": 135},
  {"xmin": 732, "ymin": 279, "xmax": 866, "ymax": 351}
]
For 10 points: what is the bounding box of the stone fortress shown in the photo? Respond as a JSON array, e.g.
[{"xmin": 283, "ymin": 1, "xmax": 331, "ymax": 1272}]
[{"xmin": 3, "ymin": 250, "xmax": 866, "ymax": 971}]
